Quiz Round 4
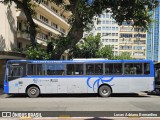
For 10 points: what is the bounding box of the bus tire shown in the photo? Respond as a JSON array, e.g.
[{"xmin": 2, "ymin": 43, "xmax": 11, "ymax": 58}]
[
  {"xmin": 27, "ymin": 86, "xmax": 40, "ymax": 98},
  {"xmin": 98, "ymin": 85, "xmax": 111, "ymax": 97}
]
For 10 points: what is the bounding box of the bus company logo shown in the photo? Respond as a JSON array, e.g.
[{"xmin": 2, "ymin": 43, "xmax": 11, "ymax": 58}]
[
  {"xmin": 33, "ymin": 78, "xmax": 38, "ymax": 83},
  {"xmin": 2, "ymin": 112, "xmax": 11, "ymax": 117},
  {"xmin": 87, "ymin": 77, "xmax": 114, "ymax": 91}
]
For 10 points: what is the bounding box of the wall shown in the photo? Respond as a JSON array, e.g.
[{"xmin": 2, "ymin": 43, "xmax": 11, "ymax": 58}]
[{"xmin": 0, "ymin": 60, "xmax": 6, "ymax": 88}]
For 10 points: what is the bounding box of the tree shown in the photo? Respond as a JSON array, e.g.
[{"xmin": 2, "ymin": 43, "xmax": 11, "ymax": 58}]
[
  {"xmin": 96, "ymin": 45, "xmax": 114, "ymax": 59},
  {"xmin": 26, "ymin": 43, "xmax": 50, "ymax": 60},
  {"xmin": 1, "ymin": 0, "xmax": 159, "ymax": 59},
  {"xmin": 115, "ymin": 52, "xmax": 133, "ymax": 60},
  {"xmin": 52, "ymin": 0, "xmax": 158, "ymax": 59},
  {"xmin": 70, "ymin": 34, "xmax": 101, "ymax": 58}
]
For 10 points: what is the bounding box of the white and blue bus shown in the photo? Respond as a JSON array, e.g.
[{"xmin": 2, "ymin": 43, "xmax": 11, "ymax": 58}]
[{"xmin": 4, "ymin": 59, "xmax": 154, "ymax": 97}]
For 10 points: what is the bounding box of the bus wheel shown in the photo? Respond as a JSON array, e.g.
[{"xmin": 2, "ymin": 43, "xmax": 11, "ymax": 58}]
[
  {"xmin": 98, "ymin": 85, "xmax": 111, "ymax": 97},
  {"xmin": 27, "ymin": 86, "xmax": 40, "ymax": 98}
]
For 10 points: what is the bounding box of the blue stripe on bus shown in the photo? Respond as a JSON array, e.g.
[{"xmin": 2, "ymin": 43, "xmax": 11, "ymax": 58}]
[
  {"xmin": 4, "ymin": 63, "xmax": 9, "ymax": 93},
  {"xmin": 7, "ymin": 60, "xmax": 153, "ymax": 64},
  {"xmin": 23, "ymin": 75, "xmax": 154, "ymax": 78},
  {"xmin": 4, "ymin": 81, "xmax": 9, "ymax": 93},
  {"xmin": 87, "ymin": 76, "xmax": 114, "ymax": 91}
]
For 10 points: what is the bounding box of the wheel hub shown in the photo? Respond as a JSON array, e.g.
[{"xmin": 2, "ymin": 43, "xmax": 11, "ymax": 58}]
[
  {"xmin": 102, "ymin": 89, "xmax": 108, "ymax": 94},
  {"xmin": 30, "ymin": 89, "xmax": 36, "ymax": 95}
]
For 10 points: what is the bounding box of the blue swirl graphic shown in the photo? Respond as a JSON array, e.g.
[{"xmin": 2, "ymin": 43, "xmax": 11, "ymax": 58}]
[{"xmin": 87, "ymin": 77, "xmax": 114, "ymax": 91}]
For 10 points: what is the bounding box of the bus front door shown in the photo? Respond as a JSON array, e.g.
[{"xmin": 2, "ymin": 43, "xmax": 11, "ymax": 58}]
[{"xmin": 8, "ymin": 65, "xmax": 23, "ymax": 93}]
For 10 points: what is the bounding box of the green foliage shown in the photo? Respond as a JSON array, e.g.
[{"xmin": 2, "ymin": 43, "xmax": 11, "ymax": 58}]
[
  {"xmin": 52, "ymin": 0, "xmax": 159, "ymax": 30},
  {"xmin": 26, "ymin": 44, "xmax": 50, "ymax": 60},
  {"xmin": 114, "ymin": 52, "xmax": 133, "ymax": 60},
  {"xmin": 96, "ymin": 45, "xmax": 114, "ymax": 59},
  {"xmin": 70, "ymin": 34, "xmax": 101, "ymax": 58},
  {"xmin": 47, "ymin": 36, "xmax": 73, "ymax": 59},
  {"xmin": 71, "ymin": 34, "xmax": 133, "ymax": 60}
]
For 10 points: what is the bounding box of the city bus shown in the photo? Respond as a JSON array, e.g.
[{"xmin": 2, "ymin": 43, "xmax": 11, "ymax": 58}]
[{"xmin": 4, "ymin": 59, "xmax": 154, "ymax": 97}]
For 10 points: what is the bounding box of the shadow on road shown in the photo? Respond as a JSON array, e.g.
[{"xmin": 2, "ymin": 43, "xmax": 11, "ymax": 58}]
[
  {"xmin": 111, "ymin": 93, "xmax": 149, "ymax": 97},
  {"xmin": 3, "ymin": 93, "xmax": 150, "ymax": 98}
]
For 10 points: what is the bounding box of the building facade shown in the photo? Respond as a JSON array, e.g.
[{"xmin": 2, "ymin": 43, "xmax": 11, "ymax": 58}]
[
  {"xmin": 119, "ymin": 23, "xmax": 147, "ymax": 60},
  {"xmin": 147, "ymin": 0, "xmax": 160, "ymax": 62},
  {"xmin": 90, "ymin": 12, "xmax": 119, "ymax": 56},
  {"xmin": 0, "ymin": 1, "xmax": 71, "ymax": 86},
  {"xmin": 85, "ymin": 12, "xmax": 147, "ymax": 59}
]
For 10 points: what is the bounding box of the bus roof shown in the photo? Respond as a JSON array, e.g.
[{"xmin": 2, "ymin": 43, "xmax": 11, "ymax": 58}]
[{"xmin": 7, "ymin": 59, "xmax": 153, "ymax": 64}]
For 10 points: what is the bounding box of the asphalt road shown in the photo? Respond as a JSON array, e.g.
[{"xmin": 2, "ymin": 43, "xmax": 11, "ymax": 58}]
[
  {"xmin": 0, "ymin": 93, "xmax": 160, "ymax": 119},
  {"xmin": 0, "ymin": 93, "xmax": 160, "ymax": 111}
]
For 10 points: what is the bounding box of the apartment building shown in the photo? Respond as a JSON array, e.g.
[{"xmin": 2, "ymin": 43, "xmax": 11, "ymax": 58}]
[
  {"xmin": 0, "ymin": 1, "xmax": 71, "ymax": 86},
  {"xmin": 119, "ymin": 23, "xmax": 147, "ymax": 60},
  {"xmin": 91, "ymin": 12, "xmax": 119, "ymax": 56},
  {"xmin": 85, "ymin": 12, "xmax": 147, "ymax": 59}
]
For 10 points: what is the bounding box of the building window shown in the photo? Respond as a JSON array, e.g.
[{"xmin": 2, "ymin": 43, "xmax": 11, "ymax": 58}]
[
  {"xmin": 51, "ymin": 6, "xmax": 58, "ymax": 13},
  {"xmin": 60, "ymin": 27, "xmax": 65, "ymax": 33},
  {"xmin": 51, "ymin": 22, "xmax": 58, "ymax": 29},
  {"xmin": 106, "ymin": 14, "xmax": 109, "ymax": 18},
  {"xmin": 97, "ymin": 27, "xmax": 101, "ymax": 30},
  {"xmin": 38, "ymin": 33, "xmax": 48, "ymax": 40},
  {"xmin": 134, "ymin": 34, "xmax": 146, "ymax": 38},
  {"xmin": 17, "ymin": 42, "xmax": 22, "ymax": 49},
  {"xmin": 17, "ymin": 21, "xmax": 22, "ymax": 31},
  {"xmin": 120, "ymin": 33, "xmax": 132, "ymax": 38},
  {"xmin": 40, "ymin": 15, "xmax": 48, "ymax": 24},
  {"xmin": 41, "ymin": 0, "xmax": 48, "ymax": 6}
]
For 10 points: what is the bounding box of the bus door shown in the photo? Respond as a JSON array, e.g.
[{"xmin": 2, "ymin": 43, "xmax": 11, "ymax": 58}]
[
  {"xmin": 66, "ymin": 64, "xmax": 86, "ymax": 93},
  {"xmin": 46, "ymin": 64, "xmax": 66, "ymax": 93},
  {"xmin": 8, "ymin": 64, "xmax": 23, "ymax": 93},
  {"xmin": 155, "ymin": 63, "xmax": 160, "ymax": 91}
]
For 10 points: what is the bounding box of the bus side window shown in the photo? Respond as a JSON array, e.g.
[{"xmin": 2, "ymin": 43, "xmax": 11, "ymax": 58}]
[
  {"xmin": 114, "ymin": 63, "xmax": 122, "ymax": 75},
  {"xmin": 86, "ymin": 64, "xmax": 94, "ymax": 75},
  {"xmin": 105, "ymin": 63, "xmax": 113, "ymax": 75},
  {"xmin": 95, "ymin": 64, "xmax": 103, "ymax": 75},
  {"xmin": 66, "ymin": 64, "xmax": 83, "ymax": 75},
  {"xmin": 124, "ymin": 63, "xmax": 133, "ymax": 75}
]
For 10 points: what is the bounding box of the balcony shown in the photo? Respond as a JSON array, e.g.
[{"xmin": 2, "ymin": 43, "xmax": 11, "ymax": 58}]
[
  {"xmin": 16, "ymin": 9, "xmax": 26, "ymax": 19},
  {"xmin": 34, "ymin": 18, "xmax": 67, "ymax": 35},
  {"xmin": 36, "ymin": 36, "xmax": 47, "ymax": 46},
  {"xmin": 17, "ymin": 31, "xmax": 47, "ymax": 46},
  {"xmin": 17, "ymin": 31, "xmax": 30, "ymax": 40},
  {"xmin": 34, "ymin": 18, "xmax": 63, "ymax": 35},
  {"xmin": 38, "ymin": 3, "xmax": 70, "ymax": 29}
]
